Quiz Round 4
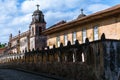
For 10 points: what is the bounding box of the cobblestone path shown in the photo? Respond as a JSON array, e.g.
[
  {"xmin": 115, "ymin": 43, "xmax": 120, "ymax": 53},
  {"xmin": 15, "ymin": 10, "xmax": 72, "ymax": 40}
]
[{"xmin": 0, "ymin": 69, "xmax": 56, "ymax": 80}]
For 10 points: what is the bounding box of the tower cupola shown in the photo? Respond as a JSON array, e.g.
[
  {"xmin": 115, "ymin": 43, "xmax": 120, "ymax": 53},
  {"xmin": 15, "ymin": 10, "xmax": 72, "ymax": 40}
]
[
  {"xmin": 31, "ymin": 4, "xmax": 46, "ymax": 24},
  {"xmin": 77, "ymin": 9, "xmax": 86, "ymax": 19}
]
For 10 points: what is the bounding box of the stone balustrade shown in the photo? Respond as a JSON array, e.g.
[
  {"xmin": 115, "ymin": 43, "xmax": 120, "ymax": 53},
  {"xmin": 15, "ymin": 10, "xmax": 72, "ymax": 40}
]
[{"xmin": 0, "ymin": 33, "xmax": 120, "ymax": 80}]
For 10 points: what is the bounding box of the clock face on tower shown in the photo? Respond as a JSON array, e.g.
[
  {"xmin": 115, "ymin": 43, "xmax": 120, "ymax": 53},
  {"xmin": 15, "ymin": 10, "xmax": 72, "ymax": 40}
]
[
  {"xmin": 31, "ymin": 4, "xmax": 46, "ymax": 24},
  {"xmin": 31, "ymin": 4, "xmax": 46, "ymax": 29},
  {"xmin": 32, "ymin": 15, "xmax": 36, "ymax": 22},
  {"xmin": 36, "ymin": 14, "xmax": 39, "ymax": 21}
]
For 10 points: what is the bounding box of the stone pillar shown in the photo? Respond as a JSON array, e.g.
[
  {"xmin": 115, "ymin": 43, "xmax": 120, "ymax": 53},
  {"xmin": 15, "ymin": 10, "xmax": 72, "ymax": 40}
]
[
  {"xmin": 58, "ymin": 43, "xmax": 63, "ymax": 62},
  {"xmin": 73, "ymin": 49, "xmax": 77, "ymax": 62},
  {"xmin": 64, "ymin": 54, "xmax": 67, "ymax": 62},
  {"xmin": 73, "ymin": 53, "xmax": 75, "ymax": 62},
  {"xmin": 58, "ymin": 51, "xmax": 61, "ymax": 62}
]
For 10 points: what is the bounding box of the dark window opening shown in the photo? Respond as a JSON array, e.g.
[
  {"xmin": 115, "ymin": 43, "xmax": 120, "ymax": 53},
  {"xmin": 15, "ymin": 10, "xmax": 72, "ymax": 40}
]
[{"xmin": 39, "ymin": 27, "xmax": 42, "ymax": 35}]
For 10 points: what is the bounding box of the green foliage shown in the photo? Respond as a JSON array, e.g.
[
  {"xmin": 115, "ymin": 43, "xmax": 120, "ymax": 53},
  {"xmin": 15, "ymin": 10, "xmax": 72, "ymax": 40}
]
[{"xmin": 0, "ymin": 43, "xmax": 6, "ymax": 48}]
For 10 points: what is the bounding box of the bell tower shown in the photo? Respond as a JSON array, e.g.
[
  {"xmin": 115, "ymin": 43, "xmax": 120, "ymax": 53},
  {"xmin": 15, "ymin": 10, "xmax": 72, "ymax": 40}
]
[
  {"xmin": 29, "ymin": 4, "xmax": 46, "ymax": 50},
  {"xmin": 30, "ymin": 4, "xmax": 46, "ymax": 36}
]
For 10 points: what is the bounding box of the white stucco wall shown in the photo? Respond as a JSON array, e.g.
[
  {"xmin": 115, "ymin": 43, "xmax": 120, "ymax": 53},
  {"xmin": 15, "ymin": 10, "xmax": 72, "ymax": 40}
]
[
  {"xmin": 20, "ymin": 36, "xmax": 28, "ymax": 52},
  {"xmin": 30, "ymin": 37, "xmax": 35, "ymax": 51}
]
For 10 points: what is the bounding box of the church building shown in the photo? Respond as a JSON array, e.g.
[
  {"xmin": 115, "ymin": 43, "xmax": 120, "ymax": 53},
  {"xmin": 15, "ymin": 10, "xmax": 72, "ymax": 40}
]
[
  {"xmin": 8, "ymin": 5, "xmax": 46, "ymax": 53},
  {"xmin": 7, "ymin": 4, "xmax": 120, "ymax": 53}
]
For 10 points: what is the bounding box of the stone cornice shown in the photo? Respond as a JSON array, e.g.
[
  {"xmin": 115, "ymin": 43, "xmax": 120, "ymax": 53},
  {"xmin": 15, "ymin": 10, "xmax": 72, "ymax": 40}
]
[
  {"xmin": 43, "ymin": 4, "xmax": 120, "ymax": 35},
  {"xmin": 10, "ymin": 31, "xmax": 29, "ymax": 41}
]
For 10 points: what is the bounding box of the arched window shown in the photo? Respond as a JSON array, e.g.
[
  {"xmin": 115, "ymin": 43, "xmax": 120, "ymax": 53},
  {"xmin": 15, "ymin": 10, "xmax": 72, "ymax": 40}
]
[
  {"xmin": 93, "ymin": 26, "xmax": 98, "ymax": 40},
  {"xmin": 39, "ymin": 27, "xmax": 42, "ymax": 35},
  {"xmin": 32, "ymin": 27, "xmax": 34, "ymax": 36},
  {"xmin": 72, "ymin": 32, "xmax": 76, "ymax": 44},
  {"xmin": 64, "ymin": 34, "xmax": 68, "ymax": 46},
  {"xmin": 82, "ymin": 28, "xmax": 86, "ymax": 43},
  {"xmin": 82, "ymin": 53, "xmax": 85, "ymax": 62},
  {"xmin": 56, "ymin": 36, "xmax": 60, "ymax": 47}
]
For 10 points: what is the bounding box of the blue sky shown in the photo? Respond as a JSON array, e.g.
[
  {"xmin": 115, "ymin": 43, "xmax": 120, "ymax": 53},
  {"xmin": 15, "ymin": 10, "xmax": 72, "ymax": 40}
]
[{"xmin": 0, "ymin": 0, "xmax": 120, "ymax": 43}]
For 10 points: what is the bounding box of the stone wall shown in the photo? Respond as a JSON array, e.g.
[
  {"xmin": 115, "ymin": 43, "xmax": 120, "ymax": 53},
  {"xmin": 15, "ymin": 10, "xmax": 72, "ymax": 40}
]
[
  {"xmin": 0, "ymin": 34, "xmax": 120, "ymax": 80},
  {"xmin": 0, "ymin": 62, "xmax": 98, "ymax": 80}
]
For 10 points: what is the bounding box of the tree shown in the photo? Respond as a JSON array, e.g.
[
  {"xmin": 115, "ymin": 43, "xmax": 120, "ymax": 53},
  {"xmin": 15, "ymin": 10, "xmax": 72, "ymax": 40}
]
[{"xmin": 0, "ymin": 43, "xmax": 6, "ymax": 48}]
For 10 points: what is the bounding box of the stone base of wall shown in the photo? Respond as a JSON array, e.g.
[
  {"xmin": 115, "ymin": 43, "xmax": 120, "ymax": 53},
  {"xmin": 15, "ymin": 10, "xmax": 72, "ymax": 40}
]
[{"xmin": 0, "ymin": 62, "xmax": 98, "ymax": 80}]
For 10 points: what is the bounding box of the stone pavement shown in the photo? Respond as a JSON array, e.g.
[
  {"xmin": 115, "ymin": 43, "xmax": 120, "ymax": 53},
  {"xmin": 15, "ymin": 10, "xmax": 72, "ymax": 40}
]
[{"xmin": 0, "ymin": 69, "xmax": 57, "ymax": 80}]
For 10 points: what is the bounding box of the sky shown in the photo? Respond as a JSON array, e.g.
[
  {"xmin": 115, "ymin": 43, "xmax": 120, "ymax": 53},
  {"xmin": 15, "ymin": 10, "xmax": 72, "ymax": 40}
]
[{"xmin": 0, "ymin": 0, "xmax": 120, "ymax": 43}]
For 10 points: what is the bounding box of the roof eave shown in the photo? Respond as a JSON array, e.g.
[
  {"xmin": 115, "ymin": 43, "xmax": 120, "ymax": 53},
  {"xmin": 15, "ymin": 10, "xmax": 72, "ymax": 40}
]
[{"xmin": 42, "ymin": 4, "xmax": 120, "ymax": 35}]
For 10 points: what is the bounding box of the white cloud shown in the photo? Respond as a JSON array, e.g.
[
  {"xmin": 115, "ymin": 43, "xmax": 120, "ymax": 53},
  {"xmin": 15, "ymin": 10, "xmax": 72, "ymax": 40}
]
[
  {"xmin": 0, "ymin": 0, "xmax": 18, "ymax": 43},
  {"xmin": 20, "ymin": 0, "xmax": 84, "ymax": 28},
  {"xmin": 87, "ymin": 4, "xmax": 110, "ymax": 13},
  {"xmin": 21, "ymin": 0, "xmax": 38, "ymax": 14},
  {"xmin": 21, "ymin": 0, "xmax": 84, "ymax": 13},
  {"xmin": 0, "ymin": 15, "xmax": 12, "ymax": 24},
  {"xmin": 0, "ymin": 0, "xmax": 116, "ymax": 43},
  {"xmin": 0, "ymin": 0, "xmax": 18, "ymax": 15},
  {"xmin": 11, "ymin": 13, "xmax": 32, "ymax": 26},
  {"xmin": 0, "ymin": 28, "xmax": 15, "ymax": 43},
  {"xmin": 0, "ymin": 36, "xmax": 9, "ymax": 43},
  {"xmin": 0, "ymin": 28, "xmax": 13, "ymax": 36},
  {"xmin": 45, "ymin": 10, "xmax": 80, "ymax": 28}
]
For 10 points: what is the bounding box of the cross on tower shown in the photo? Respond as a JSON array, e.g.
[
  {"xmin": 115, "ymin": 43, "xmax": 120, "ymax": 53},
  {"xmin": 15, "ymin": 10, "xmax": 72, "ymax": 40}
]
[
  {"xmin": 81, "ymin": 9, "xmax": 83, "ymax": 14},
  {"xmin": 36, "ymin": 4, "xmax": 40, "ymax": 10}
]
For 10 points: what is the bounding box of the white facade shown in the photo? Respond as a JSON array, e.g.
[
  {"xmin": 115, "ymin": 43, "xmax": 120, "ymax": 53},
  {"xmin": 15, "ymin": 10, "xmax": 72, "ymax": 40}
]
[
  {"xmin": 20, "ymin": 36, "xmax": 28, "ymax": 52},
  {"xmin": 30, "ymin": 37, "xmax": 35, "ymax": 50},
  {"xmin": 8, "ymin": 5, "xmax": 46, "ymax": 54}
]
